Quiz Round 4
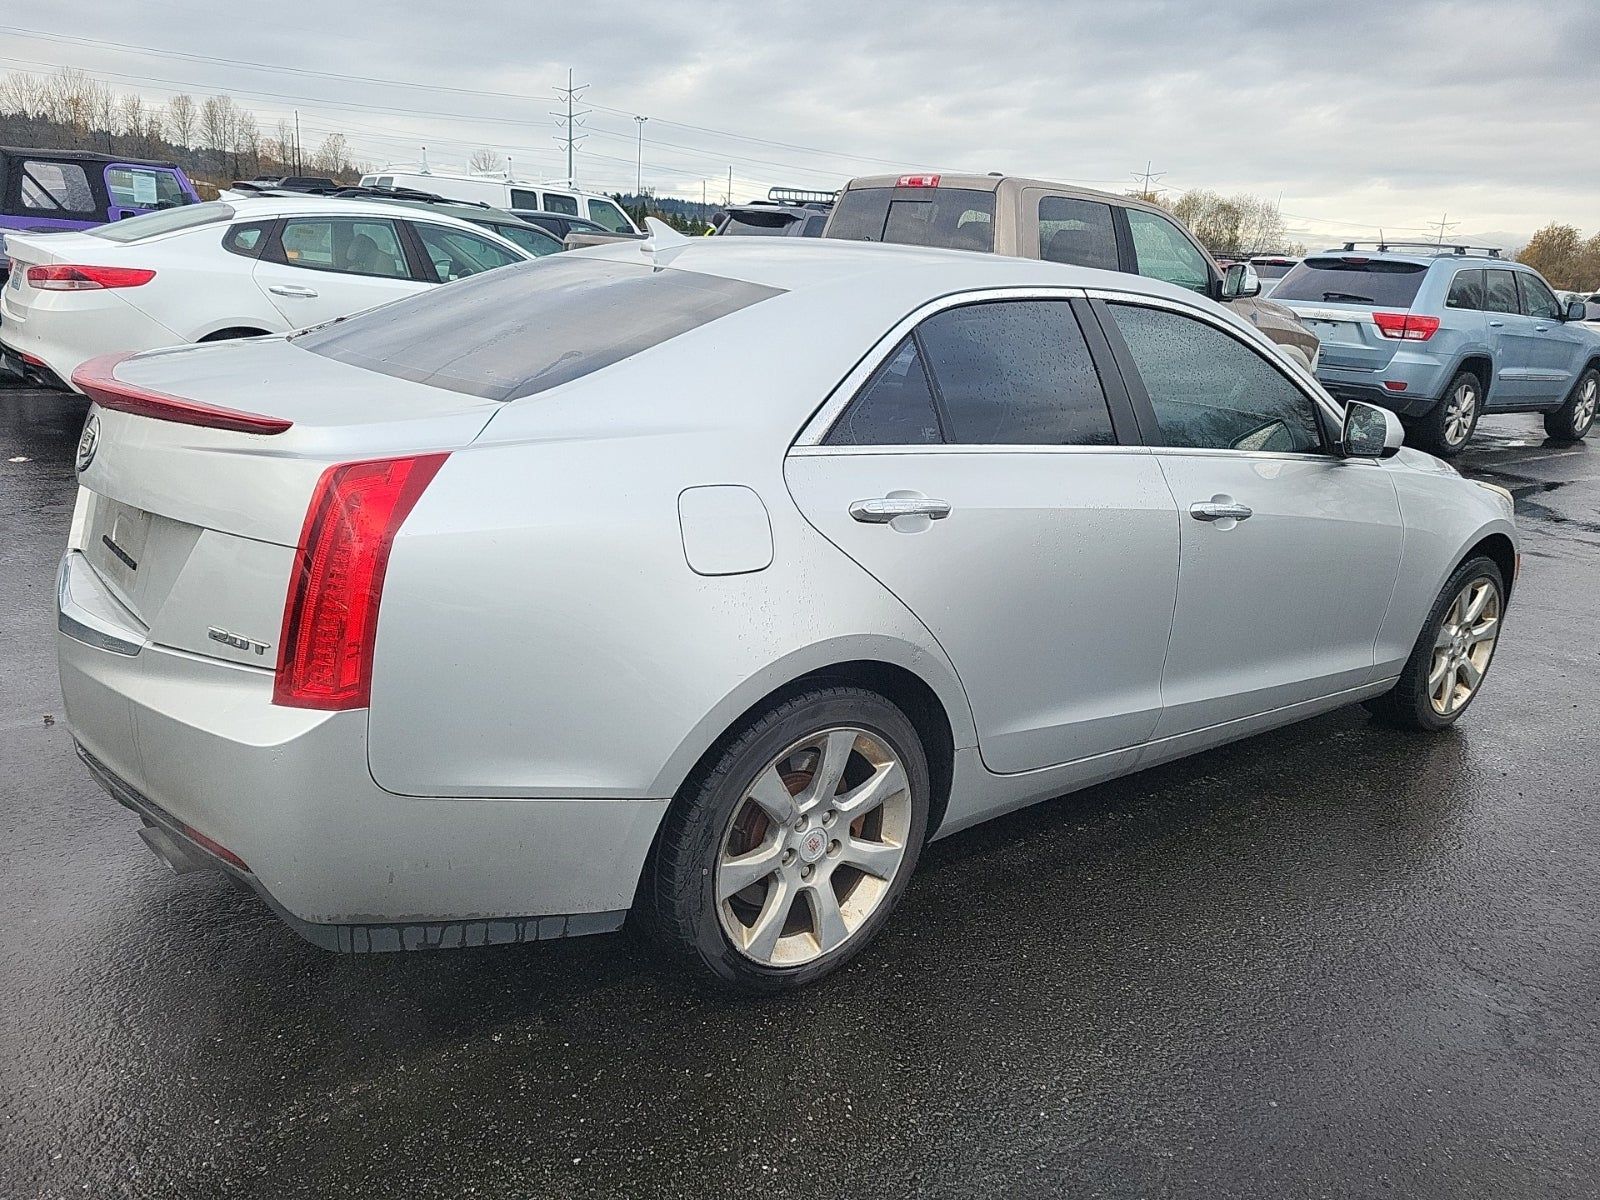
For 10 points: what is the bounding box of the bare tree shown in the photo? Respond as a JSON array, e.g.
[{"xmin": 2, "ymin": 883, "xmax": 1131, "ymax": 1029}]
[
  {"xmin": 200, "ymin": 94, "xmax": 236, "ymax": 175},
  {"xmin": 314, "ymin": 132, "xmax": 351, "ymax": 177},
  {"xmin": 1171, "ymin": 188, "xmax": 1287, "ymax": 257},
  {"xmin": 232, "ymin": 109, "xmax": 261, "ymax": 178},
  {"xmin": 468, "ymin": 147, "xmax": 500, "ymax": 173},
  {"xmin": 165, "ymin": 93, "xmax": 198, "ymax": 149},
  {"xmin": 117, "ymin": 93, "xmax": 147, "ymax": 155},
  {"xmin": 0, "ymin": 71, "xmax": 49, "ymax": 118}
]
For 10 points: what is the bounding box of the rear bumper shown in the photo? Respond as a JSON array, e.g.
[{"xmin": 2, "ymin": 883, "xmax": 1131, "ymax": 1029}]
[
  {"xmin": 1318, "ymin": 377, "xmax": 1440, "ymax": 417},
  {"xmin": 57, "ymin": 551, "xmax": 668, "ymax": 952}
]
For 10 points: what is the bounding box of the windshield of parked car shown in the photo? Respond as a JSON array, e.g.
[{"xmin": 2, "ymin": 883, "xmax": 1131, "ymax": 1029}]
[
  {"xmin": 293, "ymin": 257, "xmax": 783, "ymax": 401},
  {"xmin": 1272, "ymin": 257, "xmax": 1428, "ymax": 306},
  {"xmin": 88, "ymin": 201, "xmax": 235, "ymax": 242},
  {"xmin": 826, "ymin": 187, "xmax": 996, "ymax": 253}
]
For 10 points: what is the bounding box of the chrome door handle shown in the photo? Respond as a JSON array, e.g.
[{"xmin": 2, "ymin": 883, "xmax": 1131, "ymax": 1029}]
[
  {"xmin": 1189, "ymin": 501, "xmax": 1253, "ymax": 522},
  {"xmin": 1534, "ymin": 325, "xmax": 1550, "ymax": 332},
  {"xmin": 267, "ymin": 284, "xmax": 318, "ymax": 298},
  {"xmin": 1488, "ymin": 320, "xmax": 1505, "ymax": 328},
  {"xmin": 849, "ymin": 497, "xmax": 952, "ymax": 523}
]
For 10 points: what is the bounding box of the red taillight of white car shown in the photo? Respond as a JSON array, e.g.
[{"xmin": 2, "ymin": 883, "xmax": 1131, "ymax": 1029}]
[
  {"xmin": 26, "ymin": 264, "xmax": 156, "ymax": 290},
  {"xmin": 273, "ymin": 454, "xmax": 450, "ymax": 710},
  {"xmin": 1372, "ymin": 311, "xmax": 1441, "ymax": 341}
]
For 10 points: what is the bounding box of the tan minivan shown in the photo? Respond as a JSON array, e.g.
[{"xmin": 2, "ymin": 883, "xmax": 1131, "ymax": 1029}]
[{"xmin": 824, "ymin": 173, "xmax": 1320, "ymax": 369}]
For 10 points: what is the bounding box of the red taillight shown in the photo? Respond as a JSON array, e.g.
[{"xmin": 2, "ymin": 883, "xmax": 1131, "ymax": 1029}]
[
  {"xmin": 896, "ymin": 173, "xmax": 941, "ymax": 188},
  {"xmin": 273, "ymin": 454, "xmax": 449, "ymax": 710},
  {"xmin": 27, "ymin": 264, "xmax": 155, "ymax": 290},
  {"xmin": 1383, "ymin": 380, "xmax": 1409, "ymax": 392},
  {"xmin": 71, "ymin": 352, "xmax": 292, "ymax": 434},
  {"xmin": 1372, "ymin": 311, "xmax": 1441, "ymax": 341}
]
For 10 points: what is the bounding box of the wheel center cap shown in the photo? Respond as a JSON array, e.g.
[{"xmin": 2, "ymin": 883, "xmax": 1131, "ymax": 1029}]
[{"xmin": 797, "ymin": 827, "xmax": 828, "ymax": 864}]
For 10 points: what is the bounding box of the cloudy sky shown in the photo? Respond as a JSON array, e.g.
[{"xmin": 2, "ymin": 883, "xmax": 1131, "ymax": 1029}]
[{"xmin": 5, "ymin": 0, "xmax": 1598, "ymax": 247}]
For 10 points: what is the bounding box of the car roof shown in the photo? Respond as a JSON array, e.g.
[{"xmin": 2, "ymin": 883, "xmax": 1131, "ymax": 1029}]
[
  {"xmin": 839, "ymin": 172, "xmax": 1173, "ymax": 220},
  {"xmin": 1307, "ymin": 245, "xmax": 1513, "ymax": 270}
]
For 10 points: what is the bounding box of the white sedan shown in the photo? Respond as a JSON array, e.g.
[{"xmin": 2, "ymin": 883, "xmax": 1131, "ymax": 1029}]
[
  {"xmin": 57, "ymin": 233, "xmax": 1517, "ymax": 991},
  {"xmin": 1, "ymin": 196, "xmax": 533, "ymax": 390}
]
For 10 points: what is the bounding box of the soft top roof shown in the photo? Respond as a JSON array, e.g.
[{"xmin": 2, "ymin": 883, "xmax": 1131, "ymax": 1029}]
[{"xmin": 0, "ymin": 146, "xmax": 187, "ymax": 170}]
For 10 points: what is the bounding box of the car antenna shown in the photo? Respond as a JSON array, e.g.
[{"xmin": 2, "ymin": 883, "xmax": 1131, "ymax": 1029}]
[{"xmin": 640, "ymin": 216, "xmax": 691, "ymax": 266}]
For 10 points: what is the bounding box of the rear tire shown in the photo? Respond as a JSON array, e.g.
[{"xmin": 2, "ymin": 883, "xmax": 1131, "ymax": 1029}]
[
  {"xmin": 650, "ymin": 686, "xmax": 929, "ymax": 993},
  {"xmin": 1408, "ymin": 370, "xmax": 1482, "ymax": 457},
  {"xmin": 1365, "ymin": 556, "xmax": 1505, "ymax": 730},
  {"xmin": 1544, "ymin": 367, "xmax": 1599, "ymax": 441}
]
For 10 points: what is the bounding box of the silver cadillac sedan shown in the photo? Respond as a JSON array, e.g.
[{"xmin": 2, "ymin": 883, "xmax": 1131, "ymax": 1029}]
[{"xmin": 58, "ymin": 229, "xmax": 1518, "ymax": 991}]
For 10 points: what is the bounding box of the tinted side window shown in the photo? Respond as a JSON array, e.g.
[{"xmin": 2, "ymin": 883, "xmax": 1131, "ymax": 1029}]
[
  {"xmin": 1038, "ymin": 197, "xmax": 1118, "ymax": 270},
  {"xmin": 223, "ymin": 222, "xmax": 270, "ymax": 258},
  {"xmin": 825, "ymin": 188, "xmax": 892, "ymax": 241},
  {"xmin": 587, "ymin": 200, "xmax": 633, "ymax": 232},
  {"xmin": 1125, "ymin": 209, "xmax": 1210, "ymax": 294},
  {"xmin": 1108, "ymin": 303, "xmax": 1322, "ymax": 454},
  {"xmin": 801, "ymin": 214, "xmax": 828, "ymax": 237},
  {"xmin": 918, "ymin": 301, "xmax": 1115, "ymax": 446},
  {"xmin": 413, "ymin": 224, "xmax": 522, "ymax": 281},
  {"xmin": 1446, "ymin": 269, "xmax": 1485, "ymax": 310},
  {"xmin": 1484, "ymin": 270, "xmax": 1520, "ymax": 314},
  {"xmin": 543, "ymin": 193, "xmax": 580, "ymax": 216},
  {"xmin": 278, "ymin": 218, "xmax": 409, "ymax": 279},
  {"xmin": 510, "ymin": 188, "xmax": 541, "ymax": 209},
  {"xmin": 482, "ymin": 221, "xmax": 561, "ymax": 257},
  {"xmin": 1516, "ymin": 272, "xmax": 1561, "ymax": 319},
  {"xmin": 824, "ymin": 338, "xmax": 943, "ymax": 446},
  {"xmin": 21, "ymin": 160, "xmax": 94, "ymax": 213}
]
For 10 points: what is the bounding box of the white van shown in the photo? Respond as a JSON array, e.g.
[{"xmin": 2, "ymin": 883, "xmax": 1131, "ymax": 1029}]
[{"xmin": 357, "ymin": 169, "xmax": 639, "ymax": 234}]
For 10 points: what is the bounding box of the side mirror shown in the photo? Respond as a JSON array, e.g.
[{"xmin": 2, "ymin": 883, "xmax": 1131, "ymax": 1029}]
[
  {"xmin": 1564, "ymin": 299, "xmax": 1588, "ymax": 322},
  {"xmin": 1221, "ymin": 261, "xmax": 1262, "ymax": 300},
  {"xmin": 1341, "ymin": 400, "xmax": 1404, "ymax": 459}
]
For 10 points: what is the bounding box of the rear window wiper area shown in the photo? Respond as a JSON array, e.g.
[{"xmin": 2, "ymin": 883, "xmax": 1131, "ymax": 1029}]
[{"xmin": 1321, "ymin": 291, "xmax": 1376, "ymax": 303}]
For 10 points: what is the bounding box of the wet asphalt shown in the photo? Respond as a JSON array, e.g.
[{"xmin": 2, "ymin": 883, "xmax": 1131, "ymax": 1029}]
[{"xmin": 1, "ymin": 386, "xmax": 1598, "ymax": 1200}]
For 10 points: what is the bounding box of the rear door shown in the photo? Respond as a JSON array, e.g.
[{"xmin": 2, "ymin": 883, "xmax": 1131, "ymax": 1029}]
[
  {"xmin": 1094, "ymin": 294, "xmax": 1404, "ymax": 735},
  {"xmin": 1483, "ymin": 268, "xmax": 1538, "ymax": 402},
  {"xmin": 252, "ymin": 214, "xmax": 427, "ymax": 327},
  {"xmin": 786, "ymin": 292, "xmax": 1178, "ymax": 774}
]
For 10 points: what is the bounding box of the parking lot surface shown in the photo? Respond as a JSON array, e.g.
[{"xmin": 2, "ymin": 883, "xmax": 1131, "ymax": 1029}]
[{"xmin": 2, "ymin": 385, "xmax": 1598, "ymax": 1199}]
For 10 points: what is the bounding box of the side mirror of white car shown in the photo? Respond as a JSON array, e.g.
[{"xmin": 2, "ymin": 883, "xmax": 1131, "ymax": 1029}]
[{"xmin": 1341, "ymin": 400, "xmax": 1404, "ymax": 459}]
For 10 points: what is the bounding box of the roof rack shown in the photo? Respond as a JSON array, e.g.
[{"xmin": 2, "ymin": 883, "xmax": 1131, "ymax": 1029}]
[
  {"xmin": 767, "ymin": 186, "xmax": 837, "ymax": 205},
  {"xmin": 1339, "ymin": 240, "xmax": 1502, "ymax": 259},
  {"xmin": 330, "ymin": 184, "xmax": 491, "ymax": 209}
]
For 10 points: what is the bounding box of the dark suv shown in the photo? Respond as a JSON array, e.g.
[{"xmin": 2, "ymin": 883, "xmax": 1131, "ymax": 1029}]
[{"xmin": 1272, "ymin": 243, "xmax": 1600, "ymax": 453}]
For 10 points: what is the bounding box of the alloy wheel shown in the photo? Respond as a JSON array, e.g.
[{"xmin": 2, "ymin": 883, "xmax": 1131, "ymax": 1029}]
[
  {"xmin": 1443, "ymin": 381, "xmax": 1478, "ymax": 446},
  {"xmin": 715, "ymin": 727, "xmax": 912, "ymax": 967},
  {"xmin": 1574, "ymin": 375, "xmax": 1598, "ymax": 433},
  {"xmin": 1428, "ymin": 578, "xmax": 1501, "ymax": 716}
]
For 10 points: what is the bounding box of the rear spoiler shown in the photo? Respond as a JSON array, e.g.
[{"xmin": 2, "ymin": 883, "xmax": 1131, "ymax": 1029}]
[{"xmin": 71, "ymin": 352, "xmax": 292, "ymax": 435}]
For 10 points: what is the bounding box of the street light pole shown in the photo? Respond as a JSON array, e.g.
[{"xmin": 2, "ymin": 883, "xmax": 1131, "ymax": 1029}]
[{"xmin": 634, "ymin": 115, "xmax": 648, "ymax": 198}]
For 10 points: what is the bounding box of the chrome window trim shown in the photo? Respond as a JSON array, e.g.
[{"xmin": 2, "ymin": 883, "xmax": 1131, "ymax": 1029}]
[
  {"xmin": 791, "ymin": 285, "xmax": 1090, "ymax": 449},
  {"xmin": 788, "ymin": 442, "xmax": 1148, "ymax": 457}
]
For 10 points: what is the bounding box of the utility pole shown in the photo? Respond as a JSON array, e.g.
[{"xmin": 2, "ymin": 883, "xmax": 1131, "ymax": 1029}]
[
  {"xmin": 1132, "ymin": 159, "xmax": 1165, "ymax": 200},
  {"xmin": 293, "ymin": 110, "xmax": 301, "ymax": 174},
  {"xmin": 551, "ymin": 68, "xmax": 589, "ymax": 186},
  {"xmin": 633, "ymin": 115, "xmax": 648, "ymax": 198},
  {"xmin": 701, "ymin": 179, "xmax": 707, "ymax": 222},
  {"xmin": 726, "ymin": 166, "xmax": 732, "ymax": 206},
  {"xmin": 1429, "ymin": 212, "xmax": 1459, "ymax": 248}
]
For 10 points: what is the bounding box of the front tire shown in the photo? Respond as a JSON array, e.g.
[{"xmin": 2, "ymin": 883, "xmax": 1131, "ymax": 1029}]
[
  {"xmin": 1365, "ymin": 556, "xmax": 1505, "ymax": 730},
  {"xmin": 1544, "ymin": 367, "xmax": 1599, "ymax": 441},
  {"xmin": 650, "ymin": 686, "xmax": 930, "ymax": 993},
  {"xmin": 1408, "ymin": 370, "xmax": 1482, "ymax": 457}
]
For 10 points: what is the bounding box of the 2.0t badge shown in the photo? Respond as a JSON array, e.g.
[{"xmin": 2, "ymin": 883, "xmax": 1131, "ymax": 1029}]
[{"xmin": 74, "ymin": 416, "xmax": 100, "ymax": 474}]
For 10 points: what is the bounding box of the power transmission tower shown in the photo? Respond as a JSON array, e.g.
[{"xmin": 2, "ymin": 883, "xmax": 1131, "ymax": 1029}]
[
  {"xmin": 1429, "ymin": 212, "xmax": 1459, "ymax": 248},
  {"xmin": 1132, "ymin": 159, "xmax": 1165, "ymax": 200},
  {"xmin": 633, "ymin": 115, "xmax": 649, "ymax": 197},
  {"xmin": 550, "ymin": 68, "xmax": 589, "ymax": 186}
]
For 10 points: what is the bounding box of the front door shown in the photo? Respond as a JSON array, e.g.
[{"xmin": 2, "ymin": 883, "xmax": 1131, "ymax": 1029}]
[
  {"xmin": 786, "ymin": 295, "xmax": 1178, "ymax": 774},
  {"xmin": 1514, "ymin": 272, "xmax": 1590, "ymax": 402},
  {"xmin": 252, "ymin": 214, "xmax": 426, "ymax": 329},
  {"xmin": 1094, "ymin": 296, "xmax": 1405, "ymax": 737}
]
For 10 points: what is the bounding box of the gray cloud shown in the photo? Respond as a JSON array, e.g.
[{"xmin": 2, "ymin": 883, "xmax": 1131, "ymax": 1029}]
[{"xmin": 8, "ymin": 0, "xmax": 1598, "ymax": 242}]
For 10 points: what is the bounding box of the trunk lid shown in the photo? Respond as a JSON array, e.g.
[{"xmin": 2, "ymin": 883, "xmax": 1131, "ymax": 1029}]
[
  {"xmin": 73, "ymin": 337, "xmax": 500, "ymax": 665},
  {"xmin": 1272, "ymin": 256, "xmax": 1432, "ymax": 372}
]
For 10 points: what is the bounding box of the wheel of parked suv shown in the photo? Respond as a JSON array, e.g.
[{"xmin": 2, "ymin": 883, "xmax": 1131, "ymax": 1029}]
[
  {"xmin": 1544, "ymin": 367, "xmax": 1599, "ymax": 442},
  {"xmin": 650, "ymin": 686, "xmax": 930, "ymax": 992},
  {"xmin": 1365, "ymin": 556, "xmax": 1505, "ymax": 730},
  {"xmin": 1409, "ymin": 370, "xmax": 1482, "ymax": 456}
]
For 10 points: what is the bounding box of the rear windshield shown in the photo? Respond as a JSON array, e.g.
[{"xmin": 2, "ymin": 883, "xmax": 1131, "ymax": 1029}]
[
  {"xmin": 89, "ymin": 201, "xmax": 234, "ymax": 242},
  {"xmin": 1250, "ymin": 261, "xmax": 1296, "ymax": 280},
  {"xmin": 294, "ymin": 257, "xmax": 783, "ymax": 401},
  {"xmin": 826, "ymin": 187, "xmax": 995, "ymax": 253},
  {"xmin": 720, "ymin": 209, "xmax": 802, "ymax": 236},
  {"xmin": 1272, "ymin": 257, "xmax": 1428, "ymax": 307}
]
